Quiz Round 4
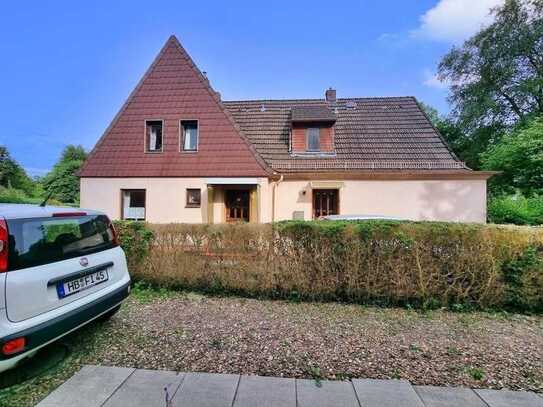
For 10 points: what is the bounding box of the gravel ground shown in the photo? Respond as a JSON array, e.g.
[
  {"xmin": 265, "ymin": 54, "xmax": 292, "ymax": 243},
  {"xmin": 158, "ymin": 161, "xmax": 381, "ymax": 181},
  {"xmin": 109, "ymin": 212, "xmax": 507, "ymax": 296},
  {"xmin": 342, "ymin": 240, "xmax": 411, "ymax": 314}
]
[
  {"xmin": 95, "ymin": 289, "xmax": 543, "ymax": 391},
  {"xmin": 1, "ymin": 287, "xmax": 542, "ymax": 406}
]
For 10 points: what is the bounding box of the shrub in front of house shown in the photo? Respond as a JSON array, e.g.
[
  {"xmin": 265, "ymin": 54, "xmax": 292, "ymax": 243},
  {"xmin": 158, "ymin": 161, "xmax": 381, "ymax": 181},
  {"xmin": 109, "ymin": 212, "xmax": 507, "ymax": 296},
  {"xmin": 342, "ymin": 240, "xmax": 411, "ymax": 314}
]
[
  {"xmin": 116, "ymin": 220, "xmax": 543, "ymax": 312},
  {"xmin": 487, "ymin": 195, "xmax": 543, "ymax": 225}
]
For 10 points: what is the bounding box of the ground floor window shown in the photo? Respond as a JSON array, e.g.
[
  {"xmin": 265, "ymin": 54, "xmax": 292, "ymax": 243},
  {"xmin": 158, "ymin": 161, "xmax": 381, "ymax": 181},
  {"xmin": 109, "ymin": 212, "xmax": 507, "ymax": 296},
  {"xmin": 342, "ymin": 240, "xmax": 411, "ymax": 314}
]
[
  {"xmin": 313, "ymin": 189, "xmax": 339, "ymax": 219},
  {"xmin": 122, "ymin": 189, "xmax": 146, "ymax": 220},
  {"xmin": 186, "ymin": 188, "xmax": 201, "ymax": 207}
]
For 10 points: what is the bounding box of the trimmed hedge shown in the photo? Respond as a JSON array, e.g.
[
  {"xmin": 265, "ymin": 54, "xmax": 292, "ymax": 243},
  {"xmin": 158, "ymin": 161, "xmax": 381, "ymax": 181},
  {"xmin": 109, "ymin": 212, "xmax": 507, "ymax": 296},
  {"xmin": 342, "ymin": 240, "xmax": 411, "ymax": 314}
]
[{"xmin": 116, "ymin": 220, "xmax": 543, "ymax": 312}]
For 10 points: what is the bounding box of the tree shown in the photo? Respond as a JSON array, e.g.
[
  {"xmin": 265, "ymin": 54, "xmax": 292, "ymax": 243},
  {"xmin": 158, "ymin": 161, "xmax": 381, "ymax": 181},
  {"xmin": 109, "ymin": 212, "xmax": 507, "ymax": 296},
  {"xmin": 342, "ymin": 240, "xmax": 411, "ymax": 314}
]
[
  {"xmin": 0, "ymin": 145, "xmax": 35, "ymax": 195},
  {"xmin": 439, "ymin": 0, "xmax": 543, "ymax": 132},
  {"xmin": 420, "ymin": 102, "xmax": 485, "ymax": 169},
  {"xmin": 481, "ymin": 115, "xmax": 543, "ymax": 196},
  {"xmin": 42, "ymin": 145, "xmax": 88, "ymax": 204}
]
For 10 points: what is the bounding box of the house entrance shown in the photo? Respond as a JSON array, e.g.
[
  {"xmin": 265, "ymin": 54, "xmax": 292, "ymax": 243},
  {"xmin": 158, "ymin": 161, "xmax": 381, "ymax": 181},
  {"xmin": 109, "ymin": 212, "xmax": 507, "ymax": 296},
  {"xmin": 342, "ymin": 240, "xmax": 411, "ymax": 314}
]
[{"xmin": 225, "ymin": 189, "xmax": 250, "ymax": 222}]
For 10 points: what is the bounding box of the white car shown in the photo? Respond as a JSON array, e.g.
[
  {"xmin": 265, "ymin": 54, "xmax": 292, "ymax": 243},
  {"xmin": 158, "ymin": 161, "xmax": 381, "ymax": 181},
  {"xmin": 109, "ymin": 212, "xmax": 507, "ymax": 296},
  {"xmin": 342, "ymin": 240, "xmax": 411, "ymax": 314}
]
[{"xmin": 0, "ymin": 204, "xmax": 130, "ymax": 373}]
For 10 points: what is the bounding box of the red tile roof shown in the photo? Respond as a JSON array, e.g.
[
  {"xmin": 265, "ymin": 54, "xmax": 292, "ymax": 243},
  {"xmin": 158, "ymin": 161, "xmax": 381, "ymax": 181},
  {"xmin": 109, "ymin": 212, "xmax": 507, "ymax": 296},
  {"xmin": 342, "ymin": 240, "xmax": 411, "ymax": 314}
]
[
  {"xmin": 79, "ymin": 36, "xmax": 269, "ymax": 178},
  {"xmin": 224, "ymin": 98, "xmax": 466, "ymax": 172}
]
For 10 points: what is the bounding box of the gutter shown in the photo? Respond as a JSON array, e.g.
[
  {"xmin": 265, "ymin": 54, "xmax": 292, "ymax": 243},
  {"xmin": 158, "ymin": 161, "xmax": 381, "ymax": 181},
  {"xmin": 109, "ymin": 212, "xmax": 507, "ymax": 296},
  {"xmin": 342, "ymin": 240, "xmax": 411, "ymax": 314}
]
[{"xmin": 271, "ymin": 174, "xmax": 284, "ymax": 223}]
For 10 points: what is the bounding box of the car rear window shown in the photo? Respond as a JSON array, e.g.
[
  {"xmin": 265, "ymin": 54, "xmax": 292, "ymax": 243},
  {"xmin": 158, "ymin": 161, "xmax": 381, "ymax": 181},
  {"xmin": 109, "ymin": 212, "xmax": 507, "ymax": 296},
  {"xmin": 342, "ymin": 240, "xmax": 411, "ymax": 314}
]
[{"xmin": 7, "ymin": 214, "xmax": 117, "ymax": 271}]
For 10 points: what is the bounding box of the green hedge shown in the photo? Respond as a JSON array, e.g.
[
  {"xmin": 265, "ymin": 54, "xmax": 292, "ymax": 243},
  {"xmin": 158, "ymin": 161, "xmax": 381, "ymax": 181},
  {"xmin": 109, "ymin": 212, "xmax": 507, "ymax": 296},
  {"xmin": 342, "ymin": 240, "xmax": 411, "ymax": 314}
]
[
  {"xmin": 115, "ymin": 220, "xmax": 543, "ymax": 312},
  {"xmin": 488, "ymin": 195, "xmax": 543, "ymax": 225}
]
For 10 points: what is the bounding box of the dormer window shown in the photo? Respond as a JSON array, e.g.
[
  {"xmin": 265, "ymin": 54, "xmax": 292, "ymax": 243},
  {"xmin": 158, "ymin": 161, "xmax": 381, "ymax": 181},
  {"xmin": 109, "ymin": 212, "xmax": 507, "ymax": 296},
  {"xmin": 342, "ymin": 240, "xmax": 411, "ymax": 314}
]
[{"xmin": 306, "ymin": 128, "xmax": 320, "ymax": 151}]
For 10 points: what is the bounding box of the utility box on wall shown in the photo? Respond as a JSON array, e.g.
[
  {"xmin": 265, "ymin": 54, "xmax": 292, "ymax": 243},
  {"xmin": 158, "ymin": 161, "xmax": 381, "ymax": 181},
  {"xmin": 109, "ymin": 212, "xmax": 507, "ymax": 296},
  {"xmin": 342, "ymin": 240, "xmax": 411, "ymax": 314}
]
[{"xmin": 292, "ymin": 211, "xmax": 305, "ymax": 220}]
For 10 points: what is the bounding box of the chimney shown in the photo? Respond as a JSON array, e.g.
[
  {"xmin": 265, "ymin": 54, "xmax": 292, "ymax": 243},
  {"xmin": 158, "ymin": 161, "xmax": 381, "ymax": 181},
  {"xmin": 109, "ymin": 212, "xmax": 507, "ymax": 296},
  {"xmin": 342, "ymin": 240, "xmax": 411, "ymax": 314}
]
[{"xmin": 325, "ymin": 87, "xmax": 336, "ymax": 103}]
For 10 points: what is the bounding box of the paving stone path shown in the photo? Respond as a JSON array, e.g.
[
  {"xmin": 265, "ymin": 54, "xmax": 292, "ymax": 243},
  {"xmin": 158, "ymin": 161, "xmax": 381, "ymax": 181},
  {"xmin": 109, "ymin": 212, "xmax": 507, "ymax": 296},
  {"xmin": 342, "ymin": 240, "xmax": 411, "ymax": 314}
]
[{"xmin": 38, "ymin": 365, "xmax": 543, "ymax": 407}]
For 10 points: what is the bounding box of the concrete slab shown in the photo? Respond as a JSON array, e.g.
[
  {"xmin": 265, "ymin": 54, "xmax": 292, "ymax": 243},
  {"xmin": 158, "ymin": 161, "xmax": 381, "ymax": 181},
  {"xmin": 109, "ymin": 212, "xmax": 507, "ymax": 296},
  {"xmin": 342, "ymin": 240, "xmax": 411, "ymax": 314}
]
[
  {"xmin": 102, "ymin": 369, "xmax": 184, "ymax": 407},
  {"xmin": 415, "ymin": 385, "xmax": 487, "ymax": 407},
  {"xmin": 233, "ymin": 375, "xmax": 296, "ymax": 407},
  {"xmin": 475, "ymin": 389, "xmax": 543, "ymax": 407},
  {"xmin": 37, "ymin": 365, "xmax": 135, "ymax": 407},
  {"xmin": 173, "ymin": 372, "xmax": 239, "ymax": 407},
  {"xmin": 296, "ymin": 379, "xmax": 359, "ymax": 407},
  {"xmin": 353, "ymin": 379, "xmax": 424, "ymax": 407}
]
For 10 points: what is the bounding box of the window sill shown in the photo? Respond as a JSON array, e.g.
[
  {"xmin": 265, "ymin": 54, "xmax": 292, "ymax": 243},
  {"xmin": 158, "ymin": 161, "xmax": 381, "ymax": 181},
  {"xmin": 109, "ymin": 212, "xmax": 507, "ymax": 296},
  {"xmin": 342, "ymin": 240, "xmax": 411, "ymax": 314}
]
[
  {"xmin": 185, "ymin": 205, "xmax": 201, "ymax": 208},
  {"xmin": 181, "ymin": 150, "xmax": 198, "ymax": 153},
  {"xmin": 145, "ymin": 150, "xmax": 163, "ymax": 154}
]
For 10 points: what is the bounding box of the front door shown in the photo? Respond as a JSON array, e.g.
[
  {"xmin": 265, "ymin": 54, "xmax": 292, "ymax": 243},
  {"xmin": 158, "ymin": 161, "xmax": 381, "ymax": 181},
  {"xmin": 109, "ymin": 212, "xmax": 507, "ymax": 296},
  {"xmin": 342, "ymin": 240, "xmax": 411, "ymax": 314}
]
[
  {"xmin": 313, "ymin": 189, "xmax": 339, "ymax": 219},
  {"xmin": 225, "ymin": 190, "xmax": 250, "ymax": 222}
]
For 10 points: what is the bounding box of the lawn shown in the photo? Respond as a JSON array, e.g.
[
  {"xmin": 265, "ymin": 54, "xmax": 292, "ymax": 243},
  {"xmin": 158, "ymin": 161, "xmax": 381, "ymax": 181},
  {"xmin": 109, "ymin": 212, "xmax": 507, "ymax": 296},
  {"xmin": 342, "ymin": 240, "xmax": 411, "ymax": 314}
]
[{"xmin": 1, "ymin": 286, "xmax": 542, "ymax": 406}]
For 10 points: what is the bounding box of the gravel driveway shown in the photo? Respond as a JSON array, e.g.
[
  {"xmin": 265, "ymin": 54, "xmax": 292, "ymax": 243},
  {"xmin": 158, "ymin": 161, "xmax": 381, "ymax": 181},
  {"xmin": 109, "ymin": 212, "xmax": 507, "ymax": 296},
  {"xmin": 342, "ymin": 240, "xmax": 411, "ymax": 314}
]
[{"xmin": 89, "ymin": 288, "xmax": 543, "ymax": 392}]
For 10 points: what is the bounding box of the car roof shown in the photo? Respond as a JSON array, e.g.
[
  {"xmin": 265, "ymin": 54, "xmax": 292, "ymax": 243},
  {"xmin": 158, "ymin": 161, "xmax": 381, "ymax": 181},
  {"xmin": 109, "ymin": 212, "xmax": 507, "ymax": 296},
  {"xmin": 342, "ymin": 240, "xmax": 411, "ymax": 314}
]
[{"xmin": 0, "ymin": 204, "xmax": 103, "ymax": 220}]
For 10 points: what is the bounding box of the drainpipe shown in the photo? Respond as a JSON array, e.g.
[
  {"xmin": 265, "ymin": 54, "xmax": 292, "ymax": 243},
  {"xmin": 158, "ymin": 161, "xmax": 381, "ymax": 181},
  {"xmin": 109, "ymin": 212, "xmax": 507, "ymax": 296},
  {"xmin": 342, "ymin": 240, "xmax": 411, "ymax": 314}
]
[{"xmin": 271, "ymin": 174, "xmax": 284, "ymax": 223}]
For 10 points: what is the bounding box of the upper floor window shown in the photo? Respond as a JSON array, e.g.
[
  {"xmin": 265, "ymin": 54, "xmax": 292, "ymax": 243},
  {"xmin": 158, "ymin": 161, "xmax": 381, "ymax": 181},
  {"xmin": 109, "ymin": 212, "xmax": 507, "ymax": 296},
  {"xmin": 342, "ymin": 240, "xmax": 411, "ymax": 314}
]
[
  {"xmin": 181, "ymin": 120, "xmax": 198, "ymax": 151},
  {"xmin": 306, "ymin": 128, "xmax": 320, "ymax": 152},
  {"xmin": 145, "ymin": 120, "xmax": 163, "ymax": 152}
]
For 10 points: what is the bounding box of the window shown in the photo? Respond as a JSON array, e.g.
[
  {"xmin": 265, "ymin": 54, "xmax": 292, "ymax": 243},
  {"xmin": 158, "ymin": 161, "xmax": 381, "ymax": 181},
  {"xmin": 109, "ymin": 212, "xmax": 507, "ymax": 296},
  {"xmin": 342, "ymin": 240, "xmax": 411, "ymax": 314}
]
[
  {"xmin": 181, "ymin": 120, "xmax": 198, "ymax": 151},
  {"xmin": 122, "ymin": 189, "xmax": 146, "ymax": 220},
  {"xmin": 313, "ymin": 189, "xmax": 339, "ymax": 219},
  {"xmin": 186, "ymin": 188, "xmax": 201, "ymax": 207},
  {"xmin": 145, "ymin": 120, "xmax": 163, "ymax": 152},
  {"xmin": 307, "ymin": 128, "xmax": 320, "ymax": 151},
  {"xmin": 6, "ymin": 215, "xmax": 117, "ymax": 271}
]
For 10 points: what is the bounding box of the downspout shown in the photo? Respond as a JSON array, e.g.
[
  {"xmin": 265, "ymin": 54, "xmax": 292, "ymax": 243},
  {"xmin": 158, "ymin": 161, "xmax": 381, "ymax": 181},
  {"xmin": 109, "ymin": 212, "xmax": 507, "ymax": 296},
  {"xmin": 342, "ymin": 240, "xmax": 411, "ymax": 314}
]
[{"xmin": 271, "ymin": 174, "xmax": 284, "ymax": 223}]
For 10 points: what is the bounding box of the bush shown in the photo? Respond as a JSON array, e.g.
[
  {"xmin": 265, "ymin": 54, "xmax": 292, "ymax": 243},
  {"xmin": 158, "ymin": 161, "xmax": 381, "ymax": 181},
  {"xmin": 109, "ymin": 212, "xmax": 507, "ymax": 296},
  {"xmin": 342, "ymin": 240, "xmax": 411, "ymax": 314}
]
[
  {"xmin": 0, "ymin": 186, "xmax": 41, "ymax": 204},
  {"xmin": 116, "ymin": 220, "xmax": 543, "ymax": 312},
  {"xmin": 488, "ymin": 195, "xmax": 543, "ymax": 225},
  {"xmin": 113, "ymin": 221, "xmax": 154, "ymax": 272}
]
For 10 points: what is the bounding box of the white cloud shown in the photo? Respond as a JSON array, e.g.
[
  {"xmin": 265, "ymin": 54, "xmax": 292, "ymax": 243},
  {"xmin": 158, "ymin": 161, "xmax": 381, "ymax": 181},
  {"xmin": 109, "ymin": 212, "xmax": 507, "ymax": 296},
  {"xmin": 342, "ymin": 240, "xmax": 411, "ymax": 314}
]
[
  {"xmin": 413, "ymin": 0, "xmax": 503, "ymax": 42},
  {"xmin": 423, "ymin": 69, "xmax": 448, "ymax": 90}
]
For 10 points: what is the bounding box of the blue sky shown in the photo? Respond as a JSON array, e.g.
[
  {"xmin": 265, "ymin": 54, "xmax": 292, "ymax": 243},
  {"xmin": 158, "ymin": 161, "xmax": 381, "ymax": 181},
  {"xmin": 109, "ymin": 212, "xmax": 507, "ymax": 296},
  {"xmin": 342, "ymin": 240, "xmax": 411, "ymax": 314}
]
[{"xmin": 0, "ymin": 0, "xmax": 501, "ymax": 176}]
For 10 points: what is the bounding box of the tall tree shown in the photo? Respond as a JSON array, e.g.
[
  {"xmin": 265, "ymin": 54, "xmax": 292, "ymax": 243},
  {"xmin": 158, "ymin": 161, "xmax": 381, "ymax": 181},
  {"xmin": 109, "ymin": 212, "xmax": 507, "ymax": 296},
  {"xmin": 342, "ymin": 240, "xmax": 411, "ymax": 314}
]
[
  {"xmin": 481, "ymin": 115, "xmax": 543, "ymax": 196},
  {"xmin": 438, "ymin": 0, "xmax": 543, "ymax": 166},
  {"xmin": 42, "ymin": 145, "xmax": 88, "ymax": 204},
  {"xmin": 0, "ymin": 145, "xmax": 35, "ymax": 195}
]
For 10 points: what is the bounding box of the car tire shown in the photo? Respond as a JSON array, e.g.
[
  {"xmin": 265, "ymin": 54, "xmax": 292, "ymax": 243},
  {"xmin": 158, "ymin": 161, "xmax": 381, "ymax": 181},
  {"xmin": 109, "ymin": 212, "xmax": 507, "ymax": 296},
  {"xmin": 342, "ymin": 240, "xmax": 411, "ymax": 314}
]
[{"xmin": 98, "ymin": 305, "xmax": 121, "ymax": 322}]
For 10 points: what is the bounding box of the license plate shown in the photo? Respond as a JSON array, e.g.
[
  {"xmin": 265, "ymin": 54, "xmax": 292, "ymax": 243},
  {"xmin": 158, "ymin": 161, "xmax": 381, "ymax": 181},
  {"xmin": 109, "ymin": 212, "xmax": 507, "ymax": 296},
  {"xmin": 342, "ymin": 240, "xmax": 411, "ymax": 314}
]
[{"xmin": 57, "ymin": 269, "xmax": 109, "ymax": 299}]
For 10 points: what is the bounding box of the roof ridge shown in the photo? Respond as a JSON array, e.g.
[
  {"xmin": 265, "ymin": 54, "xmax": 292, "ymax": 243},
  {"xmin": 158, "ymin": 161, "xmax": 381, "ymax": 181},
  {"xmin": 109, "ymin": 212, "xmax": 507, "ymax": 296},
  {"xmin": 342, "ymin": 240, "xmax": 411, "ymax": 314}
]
[{"xmin": 223, "ymin": 96, "xmax": 417, "ymax": 104}]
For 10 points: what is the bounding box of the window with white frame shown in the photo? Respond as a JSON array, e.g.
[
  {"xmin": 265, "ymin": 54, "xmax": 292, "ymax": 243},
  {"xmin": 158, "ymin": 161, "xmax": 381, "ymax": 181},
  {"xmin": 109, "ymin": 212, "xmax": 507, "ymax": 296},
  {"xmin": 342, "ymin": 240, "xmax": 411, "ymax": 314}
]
[{"xmin": 122, "ymin": 189, "xmax": 146, "ymax": 220}]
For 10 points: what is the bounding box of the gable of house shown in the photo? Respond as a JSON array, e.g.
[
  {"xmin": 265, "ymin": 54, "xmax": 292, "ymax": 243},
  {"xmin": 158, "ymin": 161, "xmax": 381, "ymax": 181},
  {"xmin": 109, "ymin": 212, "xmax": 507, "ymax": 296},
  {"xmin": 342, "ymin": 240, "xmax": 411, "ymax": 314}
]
[{"xmin": 79, "ymin": 36, "xmax": 269, "ymax": 178}]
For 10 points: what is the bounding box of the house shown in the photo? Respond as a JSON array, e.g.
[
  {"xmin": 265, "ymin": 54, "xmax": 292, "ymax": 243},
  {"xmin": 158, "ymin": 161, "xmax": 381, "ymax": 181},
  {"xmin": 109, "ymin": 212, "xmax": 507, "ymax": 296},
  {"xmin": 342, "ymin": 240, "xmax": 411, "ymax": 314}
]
[{"xmin": 79, "ymin": 36, "xmax": 494, "ymax": 223}]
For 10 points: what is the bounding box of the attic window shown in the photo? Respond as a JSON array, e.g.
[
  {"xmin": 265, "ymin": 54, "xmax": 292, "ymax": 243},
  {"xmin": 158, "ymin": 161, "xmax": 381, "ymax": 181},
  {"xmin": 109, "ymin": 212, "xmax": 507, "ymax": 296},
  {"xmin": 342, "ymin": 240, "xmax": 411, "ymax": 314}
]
[
  {"xmin": 145, "ymin": 120, "xmax": 163, "ymax": 152},
  {"xmin": 181, "ymin": 120, "xmax": 198, "ymax": 152},
  {"xmin": 306, "ymin": 128, "xmax": 320, "ymax": 151}
]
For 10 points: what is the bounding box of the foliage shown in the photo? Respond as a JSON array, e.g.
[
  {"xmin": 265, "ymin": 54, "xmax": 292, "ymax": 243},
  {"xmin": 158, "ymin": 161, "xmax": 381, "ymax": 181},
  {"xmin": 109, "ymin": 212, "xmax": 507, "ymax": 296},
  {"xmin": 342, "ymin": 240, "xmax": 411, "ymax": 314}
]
[
  {"xmin": 488, "ymin": 195, "xmax": 543, "ymax": 225},
  {"xmin": 481, "ymin": 116, "xmax": 543, "ymax": 196},
  {"xmin": 112, "ymin": 221, "xmax": 154, "ymax": 272},
  {"xmin": 42, "ymin": 145, "xmax": 87, "ymax": 204},
  {"xmin": 0, "ymin": 146, "xmax": 35, "ymax": 196},
  {"xmin": 420, "ymin": 102, "xmax": 488, "ymax": 169},
  {"xmin": 115, "ymin": 221, "xmax": 543, "ymax": 312},
  {"xmin": 439, "ymin": 0, "xmax": 543, "ymax": 132},
  {"xmin": 0, "ymin": 186, "xmax": 42, "ymax": 204}
]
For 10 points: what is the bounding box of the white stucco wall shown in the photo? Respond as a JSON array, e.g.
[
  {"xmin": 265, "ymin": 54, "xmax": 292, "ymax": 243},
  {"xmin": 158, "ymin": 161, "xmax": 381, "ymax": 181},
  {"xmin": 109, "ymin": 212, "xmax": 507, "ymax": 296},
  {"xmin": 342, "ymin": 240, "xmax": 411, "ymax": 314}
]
[
  {"xmin": 272, "ymin": 179, "xmax": 487, "ymax": 223},
  {"xmin": 81, "ymin": 177, "xmax": 487, "ymax": 224},
  {"xmin": 80, "ymin": 177, "xmax": 270, "ymax": 224}
]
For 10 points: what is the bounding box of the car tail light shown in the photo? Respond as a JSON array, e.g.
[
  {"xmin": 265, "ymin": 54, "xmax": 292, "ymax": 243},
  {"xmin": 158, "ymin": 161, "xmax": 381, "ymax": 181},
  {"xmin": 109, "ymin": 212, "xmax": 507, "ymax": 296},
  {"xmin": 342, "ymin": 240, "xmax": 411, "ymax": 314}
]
[
  {"xmin": 0, "ymin": 218, "xmax": 8, "ymax": 273},
  {"xmin": 2, "ymin": 337, "xmax": 25, "ymax": 355},
  {"xmin": 52, "ymin": 211, "xmax": 87, "ymax": 217},
  {"xmin": 108, "ymin": 220, "xmax": 120, "ymax": 246}
]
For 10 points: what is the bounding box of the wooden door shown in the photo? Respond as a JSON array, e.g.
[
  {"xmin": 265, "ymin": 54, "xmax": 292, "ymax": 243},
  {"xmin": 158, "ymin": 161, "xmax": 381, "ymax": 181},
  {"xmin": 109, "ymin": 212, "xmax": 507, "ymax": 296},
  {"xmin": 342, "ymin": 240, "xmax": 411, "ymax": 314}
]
[
  {"xmin": 225, "ymin": 190, "xmax": 250, "ymax": 222},
  {"xmin": 313, "ymin": 189, "xmax": 339, "ymax": 219}
]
